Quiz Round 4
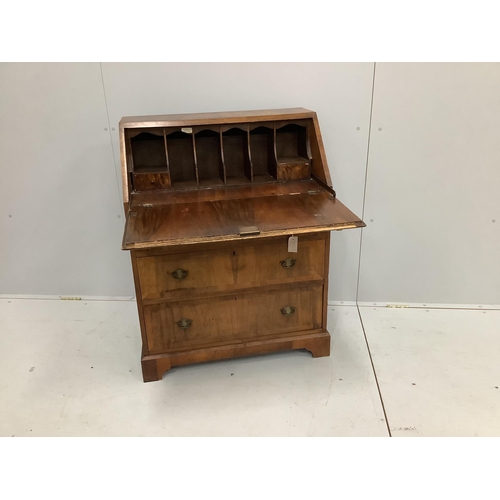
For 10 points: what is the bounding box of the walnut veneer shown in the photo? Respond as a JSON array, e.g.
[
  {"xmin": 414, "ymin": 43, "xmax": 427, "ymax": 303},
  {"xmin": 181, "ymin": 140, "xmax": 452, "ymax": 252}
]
[{"xmin": 120, "ymin": 108, "xmax": 365, "ymax": 382}]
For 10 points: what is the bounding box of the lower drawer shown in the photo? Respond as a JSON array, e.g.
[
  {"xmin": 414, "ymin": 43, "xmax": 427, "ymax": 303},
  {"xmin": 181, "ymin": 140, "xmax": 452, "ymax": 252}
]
[{"xmin": 144, "ymin": 285, "xmax": 323, "ymax": 353}]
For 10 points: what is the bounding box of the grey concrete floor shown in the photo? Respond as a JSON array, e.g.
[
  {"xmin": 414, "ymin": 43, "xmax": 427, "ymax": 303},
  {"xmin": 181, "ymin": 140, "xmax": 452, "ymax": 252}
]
[{"xmin": 1, "ymin": 298, "xmax": 499, "ymax": 436}]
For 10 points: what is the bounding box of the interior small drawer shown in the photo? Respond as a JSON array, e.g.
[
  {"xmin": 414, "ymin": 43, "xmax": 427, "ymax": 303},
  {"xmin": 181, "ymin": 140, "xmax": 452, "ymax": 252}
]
[
  {"xmin": 136, "ymin": 237, "xmax": 326, "ymax": 301},
  {"xmin": 143, "ymin": 284, "xmax": 324, "ymax": 353},
  {"xmin": 133, "ymin": 172, "xmax": 171, "ymax": 191}
]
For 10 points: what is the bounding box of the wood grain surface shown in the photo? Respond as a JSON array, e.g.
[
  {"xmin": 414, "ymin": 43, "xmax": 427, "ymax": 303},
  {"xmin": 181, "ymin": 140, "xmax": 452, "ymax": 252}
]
[
  {"xmin": 123, "ymin": 188, "xmax": 364, "ymax": 249},
  {"xmin": 136, "ymin": 236, "xmax": 326, "ymax": 301},
  {"xmin": 143, "ymin": 284, "xmax": 324, "ymax": 353},
  {"xmin": 141, "ymin": 331, "xmax": 331, "ymax": 382},
  {"xmin": 120, "ymin": 108, "xmax": 316, "ymax": 129},
  {"xmin": 118, "ymin": 108, "xmax": 364, "ymax": 381}
]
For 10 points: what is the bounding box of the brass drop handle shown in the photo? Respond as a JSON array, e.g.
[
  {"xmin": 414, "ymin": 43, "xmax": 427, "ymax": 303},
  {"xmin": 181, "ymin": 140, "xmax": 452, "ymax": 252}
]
[
  {"xmin": 176, "ymin": 318, "xmax": 192, "ymax": 329},
  {"xmin": 172, "ymin": 268, "xmax": 188, "ymax": 280},
  {"xmin": 280, "ymin": 258, "xmax": 296, "ymax": 269},
  {"xmin": 280, "ymin": 306, "xmax": 296, "ymax": 317}
]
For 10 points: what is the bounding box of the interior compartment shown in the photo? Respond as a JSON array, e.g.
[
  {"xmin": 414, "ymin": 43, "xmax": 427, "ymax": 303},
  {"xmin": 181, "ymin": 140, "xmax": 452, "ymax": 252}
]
[
  {"xmin": 130, "ymin": 132, "xmax": 167, "ymax": 172},
  {"xmin": 127, "ymin": 120, "xmax": 312, "ymax": 189},
  {"xmin": 222, "ymin": 128, "xmax": 251, "ymax": 184},
  {"xmin": 194, "ymin": 129, "xmax": 224, "ymax": 186},
  {"xmin": 133, "ymin": 172, "xmax": 171, "ymax": 191},
  {"xmin": 249, "ymin": 126, "xmax": 276, "ymax": 182},
  {"xmin": 276, "ymin": 124, "xmax": 308, "ymax": 162},
  {"xmin": 167, "ymin": 131, "xmax": 197, "ymax": 187}
]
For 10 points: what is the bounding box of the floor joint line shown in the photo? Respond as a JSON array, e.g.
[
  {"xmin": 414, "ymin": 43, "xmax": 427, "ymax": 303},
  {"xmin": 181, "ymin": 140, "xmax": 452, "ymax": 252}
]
[{"xmin": 356, "ymin": 302, "xmax": 392, "ymax": 437}]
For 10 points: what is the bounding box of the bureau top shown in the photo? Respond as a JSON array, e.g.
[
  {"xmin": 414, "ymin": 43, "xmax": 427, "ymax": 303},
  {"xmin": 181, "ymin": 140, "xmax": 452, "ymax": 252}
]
[
  {"xmin": 120, "ymin": 107, "xmax": 316, "ymax": 129},
  {"xmin": 119, "ymin": 107, "xmax": 366, "ymax": 249}
]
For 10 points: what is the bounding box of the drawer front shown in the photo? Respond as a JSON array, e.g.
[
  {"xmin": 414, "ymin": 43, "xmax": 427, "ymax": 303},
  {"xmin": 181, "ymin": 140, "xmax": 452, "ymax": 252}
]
[
  {"xmin": 133, "ymin": 172, "xmax": 171, "ymax": 191},
  {"xmin": 144, "ymin": 285, "xmax": 323, "ymax": 353},
  {"xmin": 137, "ymin": 237, "xmax": 325, "ymax": 301}
]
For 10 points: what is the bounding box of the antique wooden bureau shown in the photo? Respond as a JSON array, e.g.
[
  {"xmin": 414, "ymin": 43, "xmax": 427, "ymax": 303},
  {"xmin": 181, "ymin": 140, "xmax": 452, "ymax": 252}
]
[{"xmin": 119, "ymin": 108, "xmax": 365, "ymax": 382}]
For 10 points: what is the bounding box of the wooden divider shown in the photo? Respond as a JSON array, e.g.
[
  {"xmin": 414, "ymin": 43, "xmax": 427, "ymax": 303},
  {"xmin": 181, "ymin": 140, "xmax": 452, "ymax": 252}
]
[{"xmin": 127, "ymin": 120, "xmax": 312, "ymax": 191}]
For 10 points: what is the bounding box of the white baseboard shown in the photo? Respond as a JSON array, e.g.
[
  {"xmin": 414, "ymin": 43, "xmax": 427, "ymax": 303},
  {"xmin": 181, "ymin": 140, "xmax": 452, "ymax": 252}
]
[
  {"xmin": 328, "ymin": 300, "xmax": 358, "ymax": 307},
  {"xmin": 356, "ymin": 301, "xmax": 500, "ymax": 310},
  {"xmin": 0, "ymin": 294, "xmax": 135, "ymax": 301},
  {"xmin": 2, "ymin": 295, "xmax": 499, "ymax": 310}
]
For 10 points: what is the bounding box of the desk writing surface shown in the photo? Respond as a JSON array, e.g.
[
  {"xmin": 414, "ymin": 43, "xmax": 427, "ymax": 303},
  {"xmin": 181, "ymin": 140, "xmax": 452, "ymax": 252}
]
[{"xmin": 122, "ymin": 184, "xmax": 364, "ymax": 249}]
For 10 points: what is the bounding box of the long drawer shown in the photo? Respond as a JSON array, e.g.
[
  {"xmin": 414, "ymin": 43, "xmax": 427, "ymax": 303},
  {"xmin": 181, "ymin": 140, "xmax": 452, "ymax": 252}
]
[
  {"xmin": 137, "ymin": 237, "xmax": 326, "ymax": 301},
  {"xmin": 143, "ymin": 285, "xmax": 324, "ymax": 353}
]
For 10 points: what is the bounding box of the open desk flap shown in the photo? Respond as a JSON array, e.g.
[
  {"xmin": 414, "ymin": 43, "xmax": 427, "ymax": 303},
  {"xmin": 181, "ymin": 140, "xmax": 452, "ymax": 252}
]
[{"xmin": 122, "ymin": 181, "xmax": 365, "ymax": 250}]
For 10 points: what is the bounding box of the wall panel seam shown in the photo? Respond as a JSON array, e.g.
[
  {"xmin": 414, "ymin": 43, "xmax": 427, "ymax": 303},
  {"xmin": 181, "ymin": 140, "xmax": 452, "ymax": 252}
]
[
  {"xmin": 99, "ymin": 62, "xmax": 123, "ymax": 212},
  {"xmin": 355, "ymin": 62, "xmax": 377, "ymax": 303}
]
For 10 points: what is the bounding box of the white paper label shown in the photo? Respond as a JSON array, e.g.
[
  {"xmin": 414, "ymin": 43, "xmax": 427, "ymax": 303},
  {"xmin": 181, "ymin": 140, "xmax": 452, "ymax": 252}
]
[
  {"xmin": 288, "ymin": 235, "xmax": 298, "ymax": 253},
  {"xmin": 181, "ymin": 127, "xmax": 193, "ymax": 134}
]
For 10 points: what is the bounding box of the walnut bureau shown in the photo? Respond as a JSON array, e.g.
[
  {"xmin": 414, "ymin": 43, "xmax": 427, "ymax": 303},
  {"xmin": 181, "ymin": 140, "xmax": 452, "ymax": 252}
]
[{"xmin": 119, "ymin": 108, "xmax": 365, "ymax": 382}]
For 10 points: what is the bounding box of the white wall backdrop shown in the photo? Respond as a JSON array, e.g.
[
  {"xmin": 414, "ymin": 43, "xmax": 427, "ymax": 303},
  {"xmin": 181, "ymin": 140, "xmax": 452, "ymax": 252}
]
[
  {"xmin": 0, "ymin": 63, "xmax": 132, "ymax": 297},
  {"xmin": 1, "ymin": 62, "xmax": 499, "ymax": 305},
  {"xmin": 100, "ymin": 63, "xmax": 374, "ymax": 301},
  {"xmin": 1, "ymin": 62, "xmax": 373, "ymax": 301},
  {"xmin": 358, "ymin": 63, "xmax": 500, "ymax": 305}
]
